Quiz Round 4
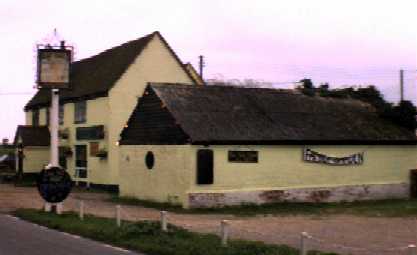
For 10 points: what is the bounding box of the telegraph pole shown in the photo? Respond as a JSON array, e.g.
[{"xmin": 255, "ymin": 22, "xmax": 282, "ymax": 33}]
[
  {"xmin": 400, "ymin": 69, "xmax": 404, "ymax": 102},
  {"xmin": 199, "ymin": 55, "xmax": 205, "ymax": 80}
]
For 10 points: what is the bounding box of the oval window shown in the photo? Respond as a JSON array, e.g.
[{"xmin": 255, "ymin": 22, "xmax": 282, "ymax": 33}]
[{"xmin": 145, "ymin": 151, "xmax": 154, "ymax": 170}]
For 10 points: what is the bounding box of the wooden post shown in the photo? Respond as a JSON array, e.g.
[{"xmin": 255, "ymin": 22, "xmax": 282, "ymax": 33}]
[
  {"xmin": 116, "ymin": 205, "xmax": 121, "ymax": 227},
  {"xmin": 300, "ymin": 232, "xmax": 308, "ymax": 255},
  {"xmin": 220, "ymin": 220, "xmax": 229, "ymax": 246},
  {"xmin": 409, "ymin": 245, "xmax": 417, "ymax": 255},
  {"xmin": 79, "ymin": 201, "xmax": 84, "ymax": 220},
  {"xmin": 160, "ymin": 211, "xmax": 168, "ymax": 232}
]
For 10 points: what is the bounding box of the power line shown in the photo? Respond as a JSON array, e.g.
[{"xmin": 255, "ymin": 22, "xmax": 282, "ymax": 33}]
[{"xmin": 0, "ymin": 92, "xmax": 33, "ymax": 96}]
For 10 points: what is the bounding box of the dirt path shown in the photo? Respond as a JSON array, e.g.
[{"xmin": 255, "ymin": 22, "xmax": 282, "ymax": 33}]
[{"xmin": 0, "ymin": 185, "xmax": 415, "ymax": 255}]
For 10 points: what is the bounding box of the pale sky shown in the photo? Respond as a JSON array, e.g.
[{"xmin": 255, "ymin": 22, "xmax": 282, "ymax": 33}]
[{"xmin": 1, "ymin": 0, "xmax": 416, "ymax": 140}]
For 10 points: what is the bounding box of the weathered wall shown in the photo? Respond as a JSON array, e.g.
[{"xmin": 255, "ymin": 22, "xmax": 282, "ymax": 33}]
[
  {"xmin": 22, "ymin": 146, "xmax": 50, "ymax": 173},
  {"xmin": 186, "ymin": 145, "xmax": 417, "ymax": 207},
  {"xmin": 119, "ymin": 145, "xmax": 192, "ymax": 205},
  {"xmin": 108, "ymin": 33, "xmax": 194, "ymax": 186}
]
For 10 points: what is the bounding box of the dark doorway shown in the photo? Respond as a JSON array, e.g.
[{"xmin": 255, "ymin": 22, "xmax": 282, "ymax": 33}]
[
  {"xmin": 75, "ymin": 145, "xmax": 87, "ymax": 178},
  {"xmin": 197, "ymin": 149, "xmax": 213, "ymax": 185}
]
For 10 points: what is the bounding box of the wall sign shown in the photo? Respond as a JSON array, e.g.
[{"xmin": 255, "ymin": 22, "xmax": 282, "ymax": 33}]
[
  {"xmin": 228, "ymin": 151, "xmax": 258, "ymax": 163},
  {"xmin": 303, "ymin": 148, "xmax": 364, "ymax": 165},
  {"xmin": 76, "ymin": 125, "xmax": 104, "ymax": 140}
]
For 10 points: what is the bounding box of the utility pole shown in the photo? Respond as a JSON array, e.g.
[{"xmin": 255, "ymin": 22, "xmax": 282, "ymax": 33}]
[
  {"xmin": 199, "ymin": 55, "xmax": 205, "ymax": 80},
  {"xmin": 400, "ymin": 69, "xmax": 404, "ymax": 102}
]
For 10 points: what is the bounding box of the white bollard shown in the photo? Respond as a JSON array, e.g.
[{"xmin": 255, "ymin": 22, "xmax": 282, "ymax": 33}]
[
  {"xmin": 160, "ymin": 211, "xmax": 168, "ymax": 232},
  {"xmin": 409, "ymin": 245, "xmax": 417, "ymax": 255},
  {"xmin": 44, "ymin": 203, "xmax": 52, "ymax": 212},
  {"xmin": 116, "ymin": 205, "xmax": 121, "ymax": 227},
  {"xmin": 300, "ymin": 232, "xmax": 309, "ymax": 255},
  {"xmin": 220, "ymin": 220, "xmax": 229, "ymax": 246},
  {"xmin": 79, "ymin": 201, "xmax": 84, "ymax": 220},
  {"xmin": 55, "ymin": 203, "xmax": 63, "ymax": 215}
]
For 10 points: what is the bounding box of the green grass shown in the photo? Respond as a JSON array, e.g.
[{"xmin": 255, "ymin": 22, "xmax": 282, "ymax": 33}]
[
  {"xmin": 14, "ymin": 209, "xmax": 337, "ymax": 255},
  {"xmin": 109, "ymin": 196, "xmax": 417, "ymax": 217}
]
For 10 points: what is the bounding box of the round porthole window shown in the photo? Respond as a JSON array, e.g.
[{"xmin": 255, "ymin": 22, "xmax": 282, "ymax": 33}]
[{"xmin": 145, "ymin": 151, "xmax": 154, "ymax": 170}]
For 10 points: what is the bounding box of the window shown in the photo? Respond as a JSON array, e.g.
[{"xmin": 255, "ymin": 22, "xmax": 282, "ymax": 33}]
[
  {"xmin": 46, "ymin": 108, "xmax": 50, "ymax": 126},
  {"xmin": 32, "ymin": 109, "xmax": 39, "ymax": 126},
  {"xmin": 145, "ymin": 151, "xmax": 155, "ymax": 169},
  {"xmin": 59, "ymin": 104, "xmax": 64, "ymax": 125},
  {"xmin": 74, "ymin": 101, "xmax": 86, "ymax": 124},
  {"xmin": 228, "ymin": 151, "xmax": 258, "ymax": 163},
  {"xmin": 197, "ymin": 149, "xmax": 213, "ymax": 184}
]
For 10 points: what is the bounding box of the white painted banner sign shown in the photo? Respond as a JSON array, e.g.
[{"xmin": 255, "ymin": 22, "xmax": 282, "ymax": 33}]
[{"xmin": 303, "ymin": 148, "xmax": 364, "ymax": 165}]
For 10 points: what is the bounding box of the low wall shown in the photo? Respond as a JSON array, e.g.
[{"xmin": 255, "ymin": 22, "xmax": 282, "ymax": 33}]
[{"xmin": 188, "ymin": 183, "xmax": 409, "ymax": 208}]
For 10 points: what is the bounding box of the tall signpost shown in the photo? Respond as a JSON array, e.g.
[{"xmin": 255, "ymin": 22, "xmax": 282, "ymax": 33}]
[{"xmin": 36, "ymin": 37, "xmax": 73, "ymax": 213}]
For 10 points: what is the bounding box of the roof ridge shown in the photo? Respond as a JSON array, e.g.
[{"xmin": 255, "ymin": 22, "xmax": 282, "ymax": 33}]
[{"xmin": 72, "ymin": 31, "xmax": 156, "ymax": 65}]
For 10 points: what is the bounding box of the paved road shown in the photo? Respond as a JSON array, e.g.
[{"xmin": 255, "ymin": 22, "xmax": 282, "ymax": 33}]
[{"xmin": 0, "ymin": 214, "xmax": 141, "ymax": 255}]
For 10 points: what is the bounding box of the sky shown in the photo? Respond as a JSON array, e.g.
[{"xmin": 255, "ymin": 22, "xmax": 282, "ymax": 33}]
[{"xmin": 1, "ymin": 0, "xmax": 416, "ymax": 140}]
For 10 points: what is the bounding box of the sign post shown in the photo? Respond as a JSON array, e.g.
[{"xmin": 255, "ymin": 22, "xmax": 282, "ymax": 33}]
[{"xmin": 36, "ymin": 35, "xmax": 73, "ymax": 212}]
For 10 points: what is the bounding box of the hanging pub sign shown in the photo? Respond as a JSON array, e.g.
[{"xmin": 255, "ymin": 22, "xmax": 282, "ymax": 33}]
[
  {"xmin": 37, "ymin": 47, "xmax": 71, "ymax": 89},
  {"xmin": 303, "ymin": 148, "xmax": 364, "ymax": 166}
]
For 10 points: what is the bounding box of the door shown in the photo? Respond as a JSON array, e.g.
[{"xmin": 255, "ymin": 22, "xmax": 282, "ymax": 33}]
[
  {"xmin": 197, "ymin": 149, "xmax": 213, "ymax": 185},
  {"xmin": 75, "ymin": 145, "xmax": 87, "ymax": 179}
]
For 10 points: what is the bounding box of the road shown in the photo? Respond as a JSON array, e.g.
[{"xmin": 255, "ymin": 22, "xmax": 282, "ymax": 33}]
[{"xmin": 0, "ymin": 214, "xmax": 141, "ymax": 255}]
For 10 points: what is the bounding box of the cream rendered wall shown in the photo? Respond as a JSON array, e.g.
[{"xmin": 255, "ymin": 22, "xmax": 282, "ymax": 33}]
[
  {"xmin": 119, "ymin": 145, "xmax": 192, "ymax": 204},
  {"xmin": 108, "ymin": 33, "xmax": 194, "ymax": 185},
  {"xmin": 25, "ymin": 111, "xmax": 31, "ymax": 125},
  {"xmin": 188, "ymin": 145, "xmax": 417, "ymax": 193},
  {"xmin": 39, "ymin": 108, "xmax": 48, "ymax": 126},
  {"xmin": 23, "ymin": 146, "xmax": 50, "ymax": 173},
  {"xmin": 59, "ymin": 97, "xmax": 110, "ymax": 184}
]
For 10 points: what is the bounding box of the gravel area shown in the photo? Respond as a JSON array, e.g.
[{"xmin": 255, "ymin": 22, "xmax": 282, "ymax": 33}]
[{"xmin": 0, "ymin": 184, "xmax": 415, "ymax": 255}]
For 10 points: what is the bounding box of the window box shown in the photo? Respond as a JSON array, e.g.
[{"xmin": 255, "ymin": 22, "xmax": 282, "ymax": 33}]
[{"xmin": 95, "ymin": 149, "xmax": 108, "ymax": 159}]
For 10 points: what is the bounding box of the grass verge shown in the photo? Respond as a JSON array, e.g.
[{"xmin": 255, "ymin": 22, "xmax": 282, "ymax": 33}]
[
  {"xmin": 109, "ymin": 196, "xmax": 417, "ymax": 217},
  {"xmin": 14, "ymin": 209, "xmax": 337, "ymax": 255}
]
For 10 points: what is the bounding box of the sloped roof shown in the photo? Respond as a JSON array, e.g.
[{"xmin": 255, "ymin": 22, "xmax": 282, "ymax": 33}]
[
  {"xmin": 120, "ymin": 83, "xmax": 417, "ymax": 145},
  {"xmin": 25, "ymin": 31, "xmax": 197, "ymax": 110},
  {"xmin": 14, "ymin": 126, "xmax": 50, "ymax": 146}
]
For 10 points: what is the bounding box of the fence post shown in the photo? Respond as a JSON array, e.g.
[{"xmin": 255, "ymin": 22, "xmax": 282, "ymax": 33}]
[
  {"xmin": 220, "ymin": 220, "xmax": 229, "ymax": 246},
  {"xmin": 79, "ymin": 201, "xmax": 84, "ymax": 220},
  {"xmin": 409, "ymin": 245, "xmax": 417, "ymax": 255},
  {"xmin": 160, "ymin": 211, "xmax": 168, "ymax": 232},
  {"xmin": 300, "ymin": 232, "xmax": 309, "ymax": 255},
  {"xmin": 116, "ymin": 205, "xmax": 121, "ymax": 227}
]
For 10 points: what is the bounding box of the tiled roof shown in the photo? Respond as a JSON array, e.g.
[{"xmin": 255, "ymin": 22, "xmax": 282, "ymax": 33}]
[
  {"xmin": 120, "ymin": 83, "xmax": 417, "ymax": 145},
  {"xmin": 25, "ymin": 31, "xmax": 197, "ymax": 110},
  {"xmin": 14, "ymin": 126, "xmax": 50, "ymax": 146}
]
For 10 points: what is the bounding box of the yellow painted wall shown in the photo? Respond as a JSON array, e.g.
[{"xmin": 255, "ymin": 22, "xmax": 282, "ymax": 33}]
[
  {"xmin": 188, "ymin": 145, "xmax": 417, "ymax": 193},
  {"xmin": 108, "ymin": 33, "xmax": 195, "ymax": 186},
  {"xmin": 25, "ymin": 111, "xmax": 31, "ymax": 125},
  {"xmin": 119, "ymin": 145, "xmax": 192, "ymax": 204},
  {"xmin": 119, "ymin": 144, "xmax": 416, "ymax": 207},
  {"xmin": 59, "ymin": 97, "xmax": 110, "ymax": 184},
  {"xmin": 22, "ymin": 146, "xmax": 50, "ymax": 173}
]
